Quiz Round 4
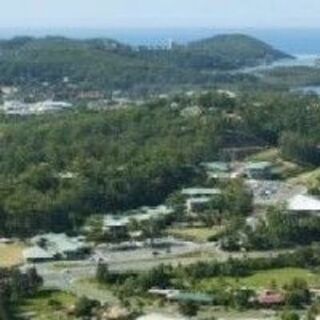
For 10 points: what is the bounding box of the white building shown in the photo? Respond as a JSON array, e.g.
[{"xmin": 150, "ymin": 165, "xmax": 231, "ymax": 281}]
[{"xmin": 287, "ymin": 194, "xmax": 320, "ymax": 216}]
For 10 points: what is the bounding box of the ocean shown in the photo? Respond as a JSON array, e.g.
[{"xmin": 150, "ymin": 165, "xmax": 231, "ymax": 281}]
[{"xmin": 0, "ymin": 27, "xmax": 319, "ymax": 55}]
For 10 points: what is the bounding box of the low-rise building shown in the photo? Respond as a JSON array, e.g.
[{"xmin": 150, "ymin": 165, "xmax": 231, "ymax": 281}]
[
  {"xmin": 201, "ymin": 161, "xmax": 233, "ymax": 180},
  {"xmin": 23, "ymin": 246, "xmax": 55, "ymax": 263},
  {"xmin": 31, "ymin": 233, "xmax": 90, "ymax": 260},
  {"xmin": 186, "ymin": 197, "xmax": 212, "ymax": 214},
  {"xmin": 181, "ymin": 187, "xmax": 222, "ymax": 214},
  {"xmin": 102, "ymin": 205, "xmax": 174, "ymax": 238},
  {"xmin": 245, "ymin": 161, "xmax": 273, "ymax": 180},
  {"xmin": 287, "ymin": 194, "xmax": 320, "ymax": 216}
]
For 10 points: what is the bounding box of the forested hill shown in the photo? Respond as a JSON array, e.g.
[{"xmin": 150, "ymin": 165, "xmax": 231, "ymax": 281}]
[
  {"xmin": 188, "ymin": 34, "xmax": 292, "ymax": 68},
  {"xmin": 0, "ymin": 34, "xmax": 291, "ymax": 92}
]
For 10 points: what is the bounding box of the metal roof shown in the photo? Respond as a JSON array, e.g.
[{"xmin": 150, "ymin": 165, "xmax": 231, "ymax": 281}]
[
  {"xmin": 103, "ymin": 205, "xmax": 173, "ymax": 228},
  {"xmin": 181, "ymin": 188, "xmax": 221, "ymax": 196},
  {"xmin": 246, "ymin": 161, "xmax": 272, "ymax": 170},
  {"xmin": 23, "ymin": 246, "xmax": 54, "ymax": 260},
  {"xmin": 202, "ymin": 162, "xmax": 230, "ymax": 172},
  {"xmin": 288, "ymin": 194, "xmax": 320, "ymax": 212}
]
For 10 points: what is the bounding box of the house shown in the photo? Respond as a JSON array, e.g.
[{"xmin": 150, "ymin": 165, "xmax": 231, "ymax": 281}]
[
  {"xmin": 186, "ymin": 197, "xmax": 212, "ymax": 214},
  {"xmin": 23, "ymin": 246, "xmax": 55, "ymax": 263},
  {"xmin": 181, "ymin": 188, "xmax": 222, "ymax": 214},
  {"xmin": 31, "ymin": 233, "xmax": 91, "ymax": 260},
  {"xmin": 103, "ymin": 205, "xmax": 174, "ymax": 234},
  {"xmin": 257, "ymin": 290, "xmax": 285, "ymax": 307},
  {"xmin": 245, "ymin": 162, "xmax": 273, "ymax": 180},
  {"xmin": 104, "ymin": 220, "xmax": 129, "ymax": 239},
  {"xmin": 287, "ymin": 194, "xmax": 320, "ymax": 216},
  {"xmin": 201, "ymin": 161, "xmax": 233, "ymax": 180}
]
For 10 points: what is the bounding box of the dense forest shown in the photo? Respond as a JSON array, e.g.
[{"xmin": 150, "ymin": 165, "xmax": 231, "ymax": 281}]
[
  {"xmin": 0, "ymin": 90, "xmax": 319, "ymax": 237},
  {"xmin": 0, "ymin": 34, "xmax": 290, "ymax": 94}
]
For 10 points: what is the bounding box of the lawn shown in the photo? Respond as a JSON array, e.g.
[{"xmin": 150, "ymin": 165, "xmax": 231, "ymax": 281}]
[
  {"xmin": 288, "ymin": 167, "xmax": 320, "ymax": 187},
  {"xmin": 198, "ymin": 268, "xmax": 320, "ymax": 291},
  {"xmin": 247, "ymin": 148, "xmax": 279, "ymax": 162},
  {"xmin": 247, "ymin": 148, "xmax": 306, "ymax": 180},
  {"xmin": 0, "ymin": 243, "xmax": 25, "ymax": 267},
  {"xmin": 167, "ymin": 226, "xmax": 224, "ymax": 242},
  {"xmin": 17, "ymin": 290, "xmax": 76, "ymax": 320}
]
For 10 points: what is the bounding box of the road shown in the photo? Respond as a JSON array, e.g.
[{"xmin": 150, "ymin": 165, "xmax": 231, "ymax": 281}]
[{"xmin": 30, "ymin": 244, "xmax": 293, "ymax": 303}]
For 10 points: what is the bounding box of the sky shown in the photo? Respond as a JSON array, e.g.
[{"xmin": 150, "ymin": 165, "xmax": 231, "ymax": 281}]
[{"xmin": 1, "ymin": 0, "xmax": 320, "ymax": 29}]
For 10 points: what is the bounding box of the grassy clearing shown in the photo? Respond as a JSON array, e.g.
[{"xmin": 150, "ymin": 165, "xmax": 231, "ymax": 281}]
[
  {"xmin": 0, "ymin": 243, "xmax": 25, "ymax": 267},
  {"xmin": 198, "ymin": 268, "xmax": 320, "ymax": 291},
  {"xmin": 17, "ymin": 290, "xmax": 76, "ymax": 320},
  {"xmin": 247, "ymin": 148, "xmax": 306, "ymax": 180},
  {"xmin": 74, "ymin": 278, "xmax": 118, "ymax": 304},
  {"xmin": 247, "ymin": 148, "xmax": 279, "ymax": 162},
  {"xmin": 167, "ymin": 226, "xmax": 224, "ymax": 242},
  {"xmin": 288, "ymin": 167, "xmax": 320, "ymax": 187}
]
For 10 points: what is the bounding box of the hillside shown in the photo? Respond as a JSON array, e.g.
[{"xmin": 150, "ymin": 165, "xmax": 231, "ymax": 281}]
[
  {"xmin": 0, "ymin": 34, "xmax": 291, "ymax": 93},
  {"xmin": 188, "ymin": 34, "xmax": 292, "ymax": 69}
]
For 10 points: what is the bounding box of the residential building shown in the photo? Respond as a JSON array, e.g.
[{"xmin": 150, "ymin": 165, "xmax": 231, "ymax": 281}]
[
  {"xmin": 181, "ymin": 188, "xmax": 222, "ymax": 214},
  {"xmin": 23, "ymin": 246, "xmax": 55, "ymax": 263},
  {"xmin": 31, "ymin": 233, "xmax": 91, "ymax": 260},
  {"xmin": 287, "ymin": 194, "xmax": 320, "ymax": 216},
  {"xmin": 201, "ymin": 161, "xmax": 233, "ymax": 180},
  {"xmin": 245, "ymin": 161, "xmax": 273, "ymax": 180}
]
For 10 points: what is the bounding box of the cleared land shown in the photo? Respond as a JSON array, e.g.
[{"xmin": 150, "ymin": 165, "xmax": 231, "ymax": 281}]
[
  {"xmin": 0, "ymin": 243, "xmax": 25, "ymax": 267},
  {"xmin": 198, "ymin": 268, "xmax": 320, "ymax": 291},
  {"xmin": 167, "ymin": 227, "xmax": 223, "ymax": 242},
  {"xmin": 289, "ymin": 167, "xmax": 320, "ymax": 187}
]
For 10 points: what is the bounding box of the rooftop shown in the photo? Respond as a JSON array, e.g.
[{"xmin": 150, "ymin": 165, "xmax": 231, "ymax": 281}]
[
  {"xmin": 181, "ymin": 188, "xmax": 222, "ymax": 196},
  {"xmin": 23, "ymin": 246, "xmax": 54, "ymax": 260},
  {"xmin": 201, "ymin": 161, "xmax": 230, "ymax": 172},
  {"xmin": 186, "ymin": 197, "xmax": 212, "ymax": 204},
  {"xmin": 287, "ymin": 194, "xmax": 320, "ymax": 212},
  {"xmin": 31, "ymin": 233, "xmax": 87, "ymax": 254},
  {"xmin": 103, "ymin": 205, "xmax": 173, "ymax": 228},
  {"xmin": 245, "ymin": 161, "xmax": 272, "ymax": 170}
]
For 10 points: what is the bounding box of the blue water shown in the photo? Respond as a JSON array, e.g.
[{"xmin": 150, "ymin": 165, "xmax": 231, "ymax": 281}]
[{"xmin": 0, "ymin": 27, "xmax": 320, "ymax": 55}]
